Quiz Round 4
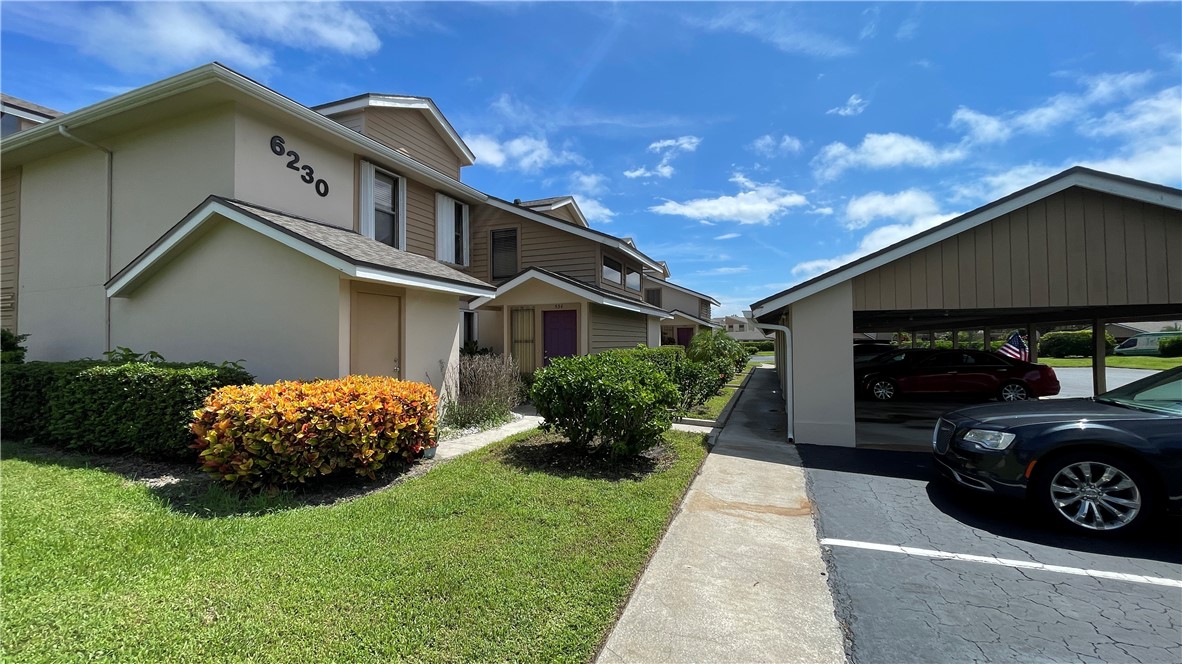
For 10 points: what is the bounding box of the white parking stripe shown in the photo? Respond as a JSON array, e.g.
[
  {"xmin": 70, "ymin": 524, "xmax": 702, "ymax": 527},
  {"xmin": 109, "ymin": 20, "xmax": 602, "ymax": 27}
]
[{"xmin": 820, "ymin": 538, "xmax": 1182, "ymax": 588}]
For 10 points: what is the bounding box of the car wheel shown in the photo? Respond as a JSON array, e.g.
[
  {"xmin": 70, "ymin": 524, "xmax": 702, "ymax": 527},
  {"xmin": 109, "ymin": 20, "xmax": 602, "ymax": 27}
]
[
  {"xmin": 999, "ymin": 381, "xmax": 1029, "ymax": 401},
  {"xmin": 1031, "ymin": 452, "xmax": 1155, "ymax": 535},
  {"xmin": 869, "ymin": 378, "xmax": 898, "ymax": 401}
]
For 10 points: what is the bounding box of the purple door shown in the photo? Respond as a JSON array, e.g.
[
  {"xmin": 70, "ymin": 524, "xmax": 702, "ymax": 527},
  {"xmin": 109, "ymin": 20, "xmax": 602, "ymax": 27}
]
[
  {"xmin": 543, "ymin": 310, "xmax": 578, "ymax": 365},
  {"xmin": 676, "ymin": 327, "xmax": 694, "ymax": 347}
]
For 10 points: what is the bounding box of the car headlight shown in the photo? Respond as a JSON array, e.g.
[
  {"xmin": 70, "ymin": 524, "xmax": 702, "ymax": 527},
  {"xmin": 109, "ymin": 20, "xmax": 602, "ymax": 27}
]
[{"xmin": 962, "ymin": 429, "xmax": 1017, "ymax": 450}]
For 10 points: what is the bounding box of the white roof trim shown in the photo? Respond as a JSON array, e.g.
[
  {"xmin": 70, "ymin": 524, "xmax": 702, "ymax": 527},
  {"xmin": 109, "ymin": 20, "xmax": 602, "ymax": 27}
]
[
  {"xmin": 522, "ymin": 197, "xmax": 589, "ymax": 227},
  {"xmin": 0, "ymin": 64, "xmax": 487, "ymax": 203},
  {"xmin": 315, "ymin": 94, "xmax": 475, "ymax": 166},
  {"xmin": 106, "ymin": 200, "xmax": 491, "ymax": 298},
  {"xmin": 486, "ymin": 198, "xmax": 663, "ymax": 272},
  {"xmin": 469, "ymin": 269, "xmax": 672, "ymax": 318},
  {"xmin": 642, "ymin": 277, "xmax": 721, "ymax": 306},
  {"xmin": 1, "ymin": 104, "xmax": 52, "ymax": 123},
  {"xmin": 669, "ymin": 310, "xmax": 721, "ymax": 328},
  {"xmin": 752, "ymin": 169, "xmax": 1182, "ymax": 318}
]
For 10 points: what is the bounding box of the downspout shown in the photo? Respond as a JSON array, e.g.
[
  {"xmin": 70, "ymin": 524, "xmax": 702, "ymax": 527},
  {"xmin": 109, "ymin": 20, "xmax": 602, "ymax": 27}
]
[
  {"xmin": 753, "ymin": 321, "xmax": 793, "ymax": 444},
  {"xmin": 58, "ymin": 126, "xmax": 113, "ymax": 352}
]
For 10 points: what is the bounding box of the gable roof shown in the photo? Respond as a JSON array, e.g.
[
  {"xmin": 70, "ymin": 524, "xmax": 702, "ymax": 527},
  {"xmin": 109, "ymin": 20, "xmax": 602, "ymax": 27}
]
[
  {"xmin": 313, "ymin": 93, "xmax": 475, "ymax": 166},
  {"xmin": 517, "ymin": 195, "xmax": 589, "ymax": 227},
  {"xmin": 468, "ymin": 267, "xmax": 672, "ymax": 319},
  {"xmin": 668, "ymin": 310, "xmax": 722, "ymax": 328},
  {"xmin": 643, "ymin": 276, "xmax": 721, "ymax": 306},
  {"xmin": 1, "ymin": 93, "xmax": 61, "ymax": 122},
  {"xmin": 107, "ymin": 196, "xmax": 495, "ymax": 298},
  {"xmin": 751, "ymin": 167, "xmax": 1182, "ymax": 320}
]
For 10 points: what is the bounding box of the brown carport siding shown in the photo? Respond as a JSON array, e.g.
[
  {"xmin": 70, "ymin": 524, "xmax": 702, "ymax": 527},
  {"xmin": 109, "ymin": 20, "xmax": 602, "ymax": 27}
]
[{"xmin": 749, "ymin": 167, "xmax": 1182, "ymax": 448}]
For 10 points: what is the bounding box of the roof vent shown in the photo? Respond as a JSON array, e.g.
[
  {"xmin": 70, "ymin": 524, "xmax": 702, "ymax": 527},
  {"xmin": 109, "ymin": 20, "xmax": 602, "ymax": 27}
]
[{"xmin": 513, "ymin": 198, "xmax": 522, "ymax": 205}]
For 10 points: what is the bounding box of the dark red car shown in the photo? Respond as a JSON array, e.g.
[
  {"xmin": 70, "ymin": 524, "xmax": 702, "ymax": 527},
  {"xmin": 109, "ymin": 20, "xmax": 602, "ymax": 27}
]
[{"xmin": 856, "ymin": 349, "xmax": 1060, "ymax": 402}]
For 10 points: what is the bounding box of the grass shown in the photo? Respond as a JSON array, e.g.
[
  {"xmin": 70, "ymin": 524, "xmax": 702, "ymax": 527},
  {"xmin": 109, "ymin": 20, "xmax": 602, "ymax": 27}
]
[
  {"xmin": 1, "ymin": 429, "xmax": 708, "ymax": 663},
  {"xmin": 1037, "ymin": 356, "xmax": 1182, "ymax": 370},
  {"xmin": 751, "ymin": 351, "xmax": 774, "ymax": 357},
  {"xmin": 688, "ymin": 387, "xmax": 737, "ymax": 421}
]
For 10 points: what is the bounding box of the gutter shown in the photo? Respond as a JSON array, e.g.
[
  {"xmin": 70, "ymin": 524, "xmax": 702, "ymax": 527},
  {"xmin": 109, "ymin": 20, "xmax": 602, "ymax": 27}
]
[
  {"xmin": 751, "ymin": 319, "xmax": 793, "ymax": 443},
  {"xmin": 58, "ymin": 126, "xmax": 113, "ymax": 352}
]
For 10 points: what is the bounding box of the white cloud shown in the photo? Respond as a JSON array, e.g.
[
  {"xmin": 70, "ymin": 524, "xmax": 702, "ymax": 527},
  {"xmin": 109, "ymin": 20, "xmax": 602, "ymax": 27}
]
[
  {"xmin": 696, "ymin": 266, "xmax": 749, "ymax": 276},
  {"xmin": 812, "ymin": 133, "xmax": 965, "ymax": 180},
  {"xmin": 698, "ymin": 10, "xmax": 855, "ymax": 58},
  {"xmin": 827, "ymin": 94, "xmax": 868, "ymax": 117},
  {"xmin": 859, "ymin": 7, "xmax": 880, "ymax": 40},
  {"xmin": 466, "ymin": 134, "xmax": 507, "ymax": 168},
  {"xmin": 577, "ymin": 197, "xmax": 616, "ymax": 224},
  {"xmin": 567, "ymin": 171, "xmax": 616, "ymax": 224},
  {"xmin": 624, "ymin": 135, "xmax": 701, "ymax": 179},
  {"xmin": 714, "ymin": 233, "xmax": 741, "ymax": 240},
  {"xmin": 464, "ymin": 134, "xmax": 582, "ymax": 172},
  {"xmin": 1, "ymin": 2, "xmax": 380, "ymax": 74},
  {"xmin": 750, "ymin": 134, "xmax": 803, "ymax": 157},
  {"xmin": 1080, "ymin": 86, "xmax": 1181, "ymax": 139},
  {"xmin": 650, "ymin": 173, "xmax": 809, "ymax": 225},
  {"xmin": 808, "ymin": 207, "xmax": 835, "ymax": 215},
  {"xmin": 951, "ymin": 107, "xmax": 1012, "ymax": 145},
  {"xmin": 845, "ymin": 190, "xmax": 941, "ymax": 230}
]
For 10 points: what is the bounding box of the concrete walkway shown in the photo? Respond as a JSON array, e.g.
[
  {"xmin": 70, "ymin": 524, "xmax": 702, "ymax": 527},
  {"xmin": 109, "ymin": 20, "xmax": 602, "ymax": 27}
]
[
  {"xmin": 433, "ymin": 408, "xmax": 543, "ymax": 461},
  {"xmin": 597, "ymin": 367, "xmax": 845, "ymax": 663}
]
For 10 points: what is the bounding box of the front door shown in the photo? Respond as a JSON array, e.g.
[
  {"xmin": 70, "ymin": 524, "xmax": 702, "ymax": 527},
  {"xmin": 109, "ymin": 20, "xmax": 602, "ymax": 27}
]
[
  {"xmin": 542, "ymin": 309, "xmax": 577, "ymax": 365},
  {"xmin": 676, "ymin": 327, "xmax": 694, "ymax": 347},
  {"xmin": 351, "ymin": 291, "xmax": 401, "ymax": 376}
]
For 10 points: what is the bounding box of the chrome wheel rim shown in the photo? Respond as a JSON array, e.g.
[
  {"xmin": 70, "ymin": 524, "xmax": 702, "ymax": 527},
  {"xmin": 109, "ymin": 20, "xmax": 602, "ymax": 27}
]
[
  {"xmin": 872, "ymin": 381, "xmax": 895, "ymax": 400},
  {"xmin": 1001, "ymin": 384, "xmax": 1028, "ymax": 401},
  {"xmin": 1049, "ymin": 461, "xmax": 1141, "ymax": 531}
]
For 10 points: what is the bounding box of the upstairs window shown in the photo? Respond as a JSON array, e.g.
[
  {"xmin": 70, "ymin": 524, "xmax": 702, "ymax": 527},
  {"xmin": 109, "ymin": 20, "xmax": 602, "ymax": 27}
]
[
  {"xmin": 436, "ymin": 194, "xmax": 469, "ymax": 266},
  {"xmin": 602, "ymin": 256, "xmax": 622, "ymax": 285},
  {"xmin": 360, "ymin": 161, "xmax": 405, "ymax": 250},
  {"xmin": 625, "ymin": 267, "xmax": 641, "ymax": 291},
  {"xmin": 491, "ymin": 228, "xmax": 518, "ymax": 279},
  {"xmin": 644, "ymin": 288, "xmax": 662, "ymax": 307}
]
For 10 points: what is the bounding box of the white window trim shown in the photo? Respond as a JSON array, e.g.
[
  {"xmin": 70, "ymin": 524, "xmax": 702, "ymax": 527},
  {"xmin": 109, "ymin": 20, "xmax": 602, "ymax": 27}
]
[
  {"xmin": 436, "ymin": 192, "xmax": 470, "ymax": 267},
  {"xmin": 360, "ymin": 160, "xmax": 406, "ymax": 251}
]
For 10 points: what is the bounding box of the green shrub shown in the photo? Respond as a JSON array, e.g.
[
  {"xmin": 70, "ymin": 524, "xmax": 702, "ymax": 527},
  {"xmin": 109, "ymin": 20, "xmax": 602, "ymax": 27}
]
[
  {"xmin": 1, "ymin": 360, "xmax": 104, "ymax": 441},
  {"xmin": 193, "ymin": 376, "xmax": 437, "ymax": 487},
  {"xmin": 442, "ymin": 353, "xmax": 522, "ymax": 430},
  {"xmin": 741, "ymin": 340, "xmax": 774, "ymax": 353},
  {"xmin": 620, "ymin": 344, "xmax": 686, "ymax": 379},
  {"xmin": 687, "ymin": 329, "xmax": 747, "ymax": 373},
  {"xmin": 1, "ymin": 329, "xmax": 28, "ymax": 364},
  {"xmin": 673, "ymin": 360, "xmax": 721, "ymax": 414},
  {"xmin": 1039, "ymin": 330, "xmax": 1116, "ymax": 357},
  {"xmin": 1159, "ymin": 336, "xmax": 1182, "ymax": 357},
  {"xmin": 531, "ymin": 352, "xmax": 678, "ymax": 458}
]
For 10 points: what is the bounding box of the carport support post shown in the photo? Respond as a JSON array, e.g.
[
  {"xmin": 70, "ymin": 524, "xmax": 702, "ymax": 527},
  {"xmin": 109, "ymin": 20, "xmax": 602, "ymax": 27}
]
[
  {"xmin": 1092, "ymin": 319, "xmax": 1107, "ymax": 395},
  {"xmin": 1027, "ymin": 324, "xmax": 1038, "ymax": 364},
  {"xmin": 983, "ymin": 326, "xmax": 991, "ymax": 352}
]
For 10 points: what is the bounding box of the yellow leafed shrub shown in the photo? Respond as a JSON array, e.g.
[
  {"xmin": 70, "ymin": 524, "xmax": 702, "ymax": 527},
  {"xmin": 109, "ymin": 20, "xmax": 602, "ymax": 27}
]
[{"xmin": 192, "ymin": 375, "xmax": 438, "ymax": 487}]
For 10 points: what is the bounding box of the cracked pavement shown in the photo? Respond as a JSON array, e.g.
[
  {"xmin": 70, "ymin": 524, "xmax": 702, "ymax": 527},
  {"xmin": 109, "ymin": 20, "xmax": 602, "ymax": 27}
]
[{"xmin": 799, "ymin": 446, "xmax": 1182, "ymax": 664}]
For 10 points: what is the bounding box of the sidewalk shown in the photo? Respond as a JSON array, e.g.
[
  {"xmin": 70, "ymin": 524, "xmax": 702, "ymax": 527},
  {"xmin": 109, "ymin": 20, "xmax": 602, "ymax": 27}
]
[
  {"xmin": 433, "ymin": 406, "xmax": 542, "ymax": 461},
  {"xmin": 597, "ymin": 367, "xmax": 845, "ymax": 663}
]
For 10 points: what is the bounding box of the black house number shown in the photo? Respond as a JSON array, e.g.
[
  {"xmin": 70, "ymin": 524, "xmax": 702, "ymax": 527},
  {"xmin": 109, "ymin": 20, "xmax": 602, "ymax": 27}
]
[{"xmin": 270, "ymin": 135, "xmax": 330, "ymax": 197}]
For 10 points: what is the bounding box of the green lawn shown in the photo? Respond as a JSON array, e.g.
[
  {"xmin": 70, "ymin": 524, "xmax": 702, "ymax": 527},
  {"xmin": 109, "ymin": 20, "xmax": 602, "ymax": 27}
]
[
  {"xmin": 688, "ymin": 387, "xmax": 737, "ymax": 421},
  {"xmin": 1038, "ymin": 356, "xmax": 1182, "ymax": 370},
  {"xmin": 1, "ymin": 429, "xmax": 708, "ymax": 663}
]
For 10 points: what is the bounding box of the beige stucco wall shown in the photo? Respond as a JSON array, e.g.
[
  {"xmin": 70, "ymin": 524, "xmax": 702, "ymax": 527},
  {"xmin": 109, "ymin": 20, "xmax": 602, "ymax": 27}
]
[
  {"xmin": 647, "ymin": 316, "xmax": 661, "ymax": 347},
  {"xmin": 476, "ymin": 308, "xmax": 505, "ymax": 354},
  {"xmin": 18, "ymin": 147, "xmax": 110, "ymax": 359},
  {"xmin": 111, "ymin": 218, "xmax": 340, "ymax": 383},
  {"xmin": 790, "ymin": 282, "xmax": 855, "ymax": 447},
  {"xmin": 401, "ymin": 288, "xmax": 461, "ymax": 396},
  {"xmin": 234, "ymin": 109, "xmax": 356, "ymax": 229}
]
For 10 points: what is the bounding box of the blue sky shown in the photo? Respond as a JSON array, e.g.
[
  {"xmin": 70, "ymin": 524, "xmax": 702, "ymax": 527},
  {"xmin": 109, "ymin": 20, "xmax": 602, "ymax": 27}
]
[{"xmin": 3, "ymin": 2, "xmax": 1180, "ymax": 316}]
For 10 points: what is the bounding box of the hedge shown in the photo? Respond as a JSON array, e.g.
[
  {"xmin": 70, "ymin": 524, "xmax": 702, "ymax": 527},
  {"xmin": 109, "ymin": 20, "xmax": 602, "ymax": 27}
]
[
  {"xmin": 2, "ymin": 361, "xmax": 254, "ymax": 459},
  {"xmin": 612, "ymin": 345, "xmax": 722, "ymax": 415},
  {"xmin": 531, "ymin": 352, "xmax": 677, "ymax": 458},
  {"xmin": 741, "ymin": 340, "xmax": 774, "ymax": 353},
  {"xmin": 1159, "ymin": 336, "xmax": 1182, "ymax": 357},
  {"xmin": 192, "ymin": 375, "xmax": 438, "ymax": 487},
  {"xmin": 1038, "ymin": 330, "xmax": 1116, "ymax": 358}
]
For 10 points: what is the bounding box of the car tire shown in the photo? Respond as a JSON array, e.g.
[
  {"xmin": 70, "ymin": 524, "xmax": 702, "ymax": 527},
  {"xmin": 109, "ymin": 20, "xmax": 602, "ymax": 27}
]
[
  {"xmin": 868, "ymin": 378, "xmax": 898, "ymax": 401},
  {"xmin": 999, "ymin": 381, "xmax": 1029, "ymax": 401},
  {"xmin": 1030, "ymin": 451, "xmax": 1156, "ymax": 536}
]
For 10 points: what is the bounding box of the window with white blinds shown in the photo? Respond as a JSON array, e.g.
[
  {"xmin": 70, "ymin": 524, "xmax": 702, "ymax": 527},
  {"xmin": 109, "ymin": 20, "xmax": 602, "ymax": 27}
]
[
  {"xmin": 360, "ymin": 161, "xmax": 405, "ymax": 250},
  {"xmin": 435, "ymin": 193, "xmax": 469, "ymax": 266},
  {"xmin": 490, "ymin": 228, "xmax": 518, "ymax": 279}
]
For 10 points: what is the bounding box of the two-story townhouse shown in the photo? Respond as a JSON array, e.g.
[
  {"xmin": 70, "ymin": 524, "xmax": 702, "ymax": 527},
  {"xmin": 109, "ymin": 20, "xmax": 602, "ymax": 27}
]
[
  {"xmin": 639, "ymin": 265, "xmax": 721, "ymax": 346},
  {"xmin": 0, "ymin": 64, "xmax": 495, "ymax": 388},
  {"xmin": 711, "ymin": 314, "xmax": 772, "ymax": 341}
]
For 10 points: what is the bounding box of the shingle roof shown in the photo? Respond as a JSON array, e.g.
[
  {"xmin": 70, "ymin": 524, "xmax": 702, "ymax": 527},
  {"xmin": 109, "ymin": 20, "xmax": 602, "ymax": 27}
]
[
  {"xmin": 1, "ymin": 93, "xmax": 62, "ymax": 119},
  {"xmin": 518, "ymin": 196, "xmax": 572, "ymax": 207}
]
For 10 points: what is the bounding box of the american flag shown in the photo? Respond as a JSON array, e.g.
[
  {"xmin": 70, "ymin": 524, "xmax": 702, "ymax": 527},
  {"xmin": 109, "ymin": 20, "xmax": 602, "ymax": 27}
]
[{"xmin": 998, "ymin": 331, "xmax": 1029, "ymax": 361}]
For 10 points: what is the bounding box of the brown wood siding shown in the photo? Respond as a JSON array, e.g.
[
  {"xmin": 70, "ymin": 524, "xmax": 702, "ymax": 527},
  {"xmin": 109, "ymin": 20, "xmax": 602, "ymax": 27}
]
[
  {"xmin": 361, "ymin": 108, "xmax": 461, "ymax": 179},
  {"xmin": 590, "ymin": 304, "xmax": 646, "ymax": 353},
  {"xmin": 331, "ymin": 110, "xmax": 365, "ymax": 134},
  {"xmin": 467, "ymin": 204, "xmax": 600, "ymax": 285},
  {"xmin": 404, "ymin": 178, "xmax": 435, "ymax": 259},
  {"xmin": 1, "ymin": 169, "xmax": 19, "ymax": 331},
  {"xmin": 852, "ymin": 189, "xmax": 1182, "ymax": 311}
]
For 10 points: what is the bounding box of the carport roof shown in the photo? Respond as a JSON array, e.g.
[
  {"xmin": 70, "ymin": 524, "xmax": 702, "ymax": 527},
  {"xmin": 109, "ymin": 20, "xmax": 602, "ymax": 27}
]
[{"xmin": 752, "ymin": 167, "xmax": 1182, "ymax": 323}]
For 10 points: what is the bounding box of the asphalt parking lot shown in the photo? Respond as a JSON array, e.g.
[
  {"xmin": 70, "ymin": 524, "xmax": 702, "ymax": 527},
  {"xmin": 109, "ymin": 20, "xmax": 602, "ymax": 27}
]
[{"xmin": 800, "ymin": 446, "xmax": 1182, "ymax": 664}]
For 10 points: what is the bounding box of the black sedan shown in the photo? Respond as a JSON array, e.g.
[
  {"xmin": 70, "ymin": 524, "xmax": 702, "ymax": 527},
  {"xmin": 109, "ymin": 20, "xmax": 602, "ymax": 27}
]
[{"xmin": 933, "ymin": 367, "xmax": 1182, "ymax": 535}]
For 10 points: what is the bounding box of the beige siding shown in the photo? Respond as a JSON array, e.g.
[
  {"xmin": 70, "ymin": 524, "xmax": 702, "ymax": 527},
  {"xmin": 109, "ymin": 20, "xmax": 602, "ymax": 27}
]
[
  {"xmin": 852, "ymin": 189, "xmax": 1182, "ymax": 311},
  {"xmin": 468, "ymin": 204, "xmax": 598, "ymax": 284},
  {"xmin": 542, "ymin": 204, "xmax": 581, "ymax": 226},
  {"xmin": 331, "ymin": 110, "xmax": 365, "ymax": 133},
  {"xmin": 1, "ymin": 169, "xmax": 19, "ymax": 331},
  {"xmin": 590, "ymin": 304, "xmax": 647, "ymax": 352},
  {"xmin": 404, "ymin": 178, "xmax": 436, "ymax": 258},
  {"xmin": 361, "ymin": 108, "xmax": 461, "ymax": 179}
]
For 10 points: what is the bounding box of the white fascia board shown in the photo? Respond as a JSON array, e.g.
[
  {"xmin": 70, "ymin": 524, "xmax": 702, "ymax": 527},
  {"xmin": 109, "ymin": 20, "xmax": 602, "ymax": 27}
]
[
  {"xmin": 653, "ymin": 279, "xmax": 721, "ymax": 306},
  {"xmin": 751, "ymin": 171, "xmax": 1182, "ymax": 318},
  {"xmin": 470, "ymin": 271, "xmax": 672, "ymax": 319},
  {"xmin": 670, "ymin": 310, "xmax": 721, "ymax": 328},
  {"xmin": 108, "ymin": 201, "xmax": 492, "ymax": 298},
  {"xmin": 315, "ymin": 95, "xmax": 476, "ymax": 166},
  {"xmin": 1, "ymin": 105, "xmax": 52, "ymax": 123},
  {"xmin": 485, "ymin": 198, "xmax": 663, "ymax": 272}
]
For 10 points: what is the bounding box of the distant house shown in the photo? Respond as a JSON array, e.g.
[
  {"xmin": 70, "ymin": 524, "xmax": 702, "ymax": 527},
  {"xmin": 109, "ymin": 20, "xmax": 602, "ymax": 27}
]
[
  {"xmin": 712, "ymin": 314, "xmax": 771, "ymax": 341},
  {"xmin": 640, "ymin": 265, "xmax": 720, "ymax": 346}
]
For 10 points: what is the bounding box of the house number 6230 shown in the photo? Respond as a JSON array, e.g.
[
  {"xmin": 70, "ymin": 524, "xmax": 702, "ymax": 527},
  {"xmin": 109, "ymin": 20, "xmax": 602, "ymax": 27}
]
[{"xmin": 270, "ymin": 135, "xmax": 330, "ymax": 197}]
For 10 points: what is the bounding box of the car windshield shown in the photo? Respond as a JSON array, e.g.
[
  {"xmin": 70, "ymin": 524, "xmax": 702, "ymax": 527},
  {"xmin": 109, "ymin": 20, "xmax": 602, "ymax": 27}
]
[{"xmin": 1095, "ymin": 369, "xmax": 1182, "ymax": 416}]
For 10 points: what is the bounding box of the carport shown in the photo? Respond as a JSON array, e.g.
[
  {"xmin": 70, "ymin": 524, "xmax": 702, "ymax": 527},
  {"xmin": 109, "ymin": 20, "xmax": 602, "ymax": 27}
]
[{"xmin": 750, "ymin": 167, "xmax": 1182, "ymax": 448}]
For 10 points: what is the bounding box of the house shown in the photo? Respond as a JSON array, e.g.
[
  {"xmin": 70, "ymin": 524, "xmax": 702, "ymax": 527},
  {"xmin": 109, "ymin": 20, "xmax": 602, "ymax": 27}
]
[
  {"xmin": 632, "ymin": 262, "xmax": 720, "ymax": 346},
  {"xmin": 711, "ymin": 314, "xmax": 770, "ymax": 342},
  {"xmin": 1, "ymin": 63, "xmax": 712, "ymax": 389}
]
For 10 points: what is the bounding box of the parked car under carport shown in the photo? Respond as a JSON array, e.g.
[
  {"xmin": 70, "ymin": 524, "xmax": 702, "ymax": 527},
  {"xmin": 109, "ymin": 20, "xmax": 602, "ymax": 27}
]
[{"xmin": 856, "ymin": 349, "xmax": 1061, "ymax": 402}]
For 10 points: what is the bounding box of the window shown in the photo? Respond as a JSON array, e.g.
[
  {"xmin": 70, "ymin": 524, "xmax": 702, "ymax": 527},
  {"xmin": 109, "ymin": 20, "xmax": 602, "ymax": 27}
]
[
  {"xmin": 463, "ymin": 311, "xmax": 478, "ymax": 346},
  {"xmin": 644, "ymin": 288, "xmax": 662, "ymax": 307},
  {"xmin": 491, "ymin": 228, "xmax": 518, "ymax": 279},
  {"xmin": 360, "ymin": 161, "xmax": 404, "ymax": 250},
  {"xmin": 436, "ymin": 194, "xmax": 469, "ymax": 266},
  {"xmin": 625, "ymin": 267, "xmax": 640, "ymax": 291},
  {"xmin": 602, "ymin": 256, "xmax": 622, "ymax": 285}
]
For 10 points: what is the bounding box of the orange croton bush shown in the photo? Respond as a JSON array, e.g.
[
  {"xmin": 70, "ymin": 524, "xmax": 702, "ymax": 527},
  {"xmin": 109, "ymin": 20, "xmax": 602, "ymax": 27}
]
[{"xmin": 191, "ymin": 375, "xmax": 438, "ymax": 487}]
